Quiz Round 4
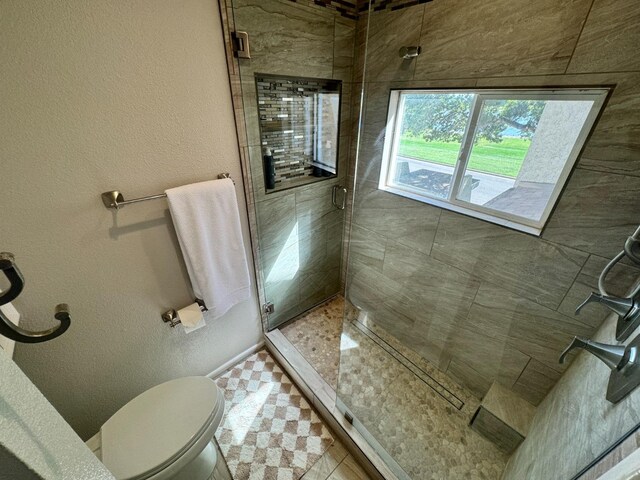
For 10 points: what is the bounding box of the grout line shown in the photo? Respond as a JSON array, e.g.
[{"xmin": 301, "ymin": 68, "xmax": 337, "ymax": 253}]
[
  {"xmin": 512, "ymin": 356, "xmax": 532, "ymax": 387},
  {"xmin": 564, "ymin": 0, "xmax": 598, "ymax": 75},
  {"xmin": 323, "ymin": 456, "xmax": 343, "ymax": 480},
  {"xmin": 554, "ymin": 254, "xmax": 590, "ymax": 316},
  {"xmin": 574, "ymin": 164, "xmax": 640, "ymax": 179}
]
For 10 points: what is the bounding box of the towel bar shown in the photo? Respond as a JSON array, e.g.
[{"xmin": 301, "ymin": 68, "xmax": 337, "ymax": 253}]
[{"xmin": 101, "ymin": 173, "xmax": 234, "ymax": 210}]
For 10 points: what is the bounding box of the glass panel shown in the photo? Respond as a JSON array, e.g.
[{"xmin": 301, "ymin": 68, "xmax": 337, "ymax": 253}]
[
  {"xmin": 456, "ymin": 98, "xmax": 594, "ymax": 222},
  {"xmin": 389, "ymin": 92, "xmax": 474, "ymax": 199},
  {"xmin": 230, "ymin": 1, "xmax": 348, "ymax": 331}
]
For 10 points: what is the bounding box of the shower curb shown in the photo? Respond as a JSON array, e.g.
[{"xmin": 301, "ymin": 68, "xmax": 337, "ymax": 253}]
[{"xmin": 265, "ymin": 330, "xmax": 400, "ymax": 480}]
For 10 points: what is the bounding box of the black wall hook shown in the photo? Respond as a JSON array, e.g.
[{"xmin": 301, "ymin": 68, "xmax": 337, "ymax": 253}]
[{"xmin": 0, "ymin": 252, "xmax": 71, "ymax": 344}]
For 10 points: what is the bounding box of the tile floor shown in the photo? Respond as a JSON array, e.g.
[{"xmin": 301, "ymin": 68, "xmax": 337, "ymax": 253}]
[
  {"xmin": 280, "ymin": 296, "xmax": 508, "ymax": 479},
  {"xmin": 214, "ymin": 349, "xmax": 371, "ymax": 480},
  {"xmin": 281, "ymin": 296, "xmax": 343, "ymax": 390}
]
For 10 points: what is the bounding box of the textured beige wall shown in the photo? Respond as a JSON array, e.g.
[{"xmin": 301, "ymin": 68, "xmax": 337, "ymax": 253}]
[{"xmin": 0, "ymin": 0, "xmax": 262, "ymax": 439}]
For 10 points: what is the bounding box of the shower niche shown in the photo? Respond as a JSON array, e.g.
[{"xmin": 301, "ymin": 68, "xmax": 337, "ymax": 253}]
[{"xmin": 255, "ymin": 74, "xmax": 342, "ymax": 193}]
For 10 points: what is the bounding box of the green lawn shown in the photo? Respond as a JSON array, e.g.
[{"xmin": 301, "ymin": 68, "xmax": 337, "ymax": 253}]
[{"xmin": 398, "ymin": 135, "xmax": 531, "ymax": 178}]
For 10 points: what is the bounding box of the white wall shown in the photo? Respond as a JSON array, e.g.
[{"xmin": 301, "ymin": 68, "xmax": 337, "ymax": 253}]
[{"xmin": 0, "ymin": 0, "xmax": 262, "ymax": 439}]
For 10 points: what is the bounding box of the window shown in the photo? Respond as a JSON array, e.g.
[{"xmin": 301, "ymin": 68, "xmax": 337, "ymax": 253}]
[{"xmin": 379, "ymin": 88, "xmax": 608, "ymax": 235}]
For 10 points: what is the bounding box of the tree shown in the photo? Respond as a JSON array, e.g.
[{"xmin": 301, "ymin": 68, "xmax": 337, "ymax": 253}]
[{"xmin": 401, "ymin": 93, "xmax": 545, "ymax": 144}]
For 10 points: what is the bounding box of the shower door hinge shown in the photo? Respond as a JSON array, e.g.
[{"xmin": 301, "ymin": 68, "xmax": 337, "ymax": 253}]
[
  {"xmin": 263, "ymin": 302, "xmax": 275, "ymax": 315},
  {"xmin": 232, "ymin": 31, "xmax": 251, "ymax": 59}
]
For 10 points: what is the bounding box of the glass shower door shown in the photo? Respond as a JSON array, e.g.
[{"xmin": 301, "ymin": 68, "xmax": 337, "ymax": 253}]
[
  {"xmin": 228, "ymin": 0, "xmax": 351, "ymax": 330},
  {"xmin": 336, "ymin": 2, "xmax": 640, "ymax": 480}
]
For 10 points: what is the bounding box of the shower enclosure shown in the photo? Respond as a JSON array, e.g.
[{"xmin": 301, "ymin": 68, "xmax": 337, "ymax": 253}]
[{"xmin": 221, "ymin": 0, "xmax": 640, "ymax": 478}]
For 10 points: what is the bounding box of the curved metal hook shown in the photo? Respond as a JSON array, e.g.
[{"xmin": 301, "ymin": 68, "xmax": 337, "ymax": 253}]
[
  {"xmin": 0, "ymin": 252, "xmax": 25, "ymax": 306},
  {"xmin": 0, "ymin": 303, "xmax": 71, "ymax": 344}
]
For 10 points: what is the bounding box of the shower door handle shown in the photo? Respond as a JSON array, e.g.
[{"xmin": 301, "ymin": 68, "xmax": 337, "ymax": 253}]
[{"xmin": 332, "ymin": 185, "xmax": 347, "ymax": 210}]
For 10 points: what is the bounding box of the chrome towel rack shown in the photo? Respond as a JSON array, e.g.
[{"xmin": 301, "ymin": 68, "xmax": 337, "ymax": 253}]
[
  {"xmin": 101, "ymin": 173, "xmax": 234, "ymax": 210},
  {"xmin": 0, "ymin": 252, "xmax": 71, "ymax": 344}
]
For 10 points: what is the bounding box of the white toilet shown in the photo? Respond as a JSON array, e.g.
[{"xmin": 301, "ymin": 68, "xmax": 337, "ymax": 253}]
[{"xmin": 87, "ymin": 376, "xmax": 226, "ymax": 480}]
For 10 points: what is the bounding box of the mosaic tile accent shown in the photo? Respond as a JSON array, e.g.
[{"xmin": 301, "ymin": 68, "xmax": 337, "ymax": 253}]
[
  {"xmin": 368, "ymin": 0, "xmax": 434, "ymax": 12},
  {"xmin": 215, "ymin": 350, "xmax": 334, "ymax": 480},
  {"xmin": 283, "ymin": 0, "xmax": 435, "ymax": 17},
  {"xmin": 280, "ymin": 296, "xmax": 344, "ymax": 390},
  {"xmin": 256, "ymin": 75, "xmax": 341, "ymax": 191},
  {"xmin": 286, "ymin": 0, "xmax": 359, "ymax": 20}
]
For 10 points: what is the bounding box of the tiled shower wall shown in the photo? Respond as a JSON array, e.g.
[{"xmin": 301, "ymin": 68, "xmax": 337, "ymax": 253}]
[
  {"xmin": 503, "ymin": 310, "xmax": 640, "ymax": 479},
  {"xmin": 231, "ymin": 0, "xmax": 356, "ymax": 326},
  {"xmin": 346, "ymin": 0, "xmax": 640, "ymax": 407}
]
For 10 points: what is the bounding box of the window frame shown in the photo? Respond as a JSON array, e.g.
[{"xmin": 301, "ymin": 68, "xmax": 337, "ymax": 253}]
[{"xmin": 378, "ymin": 88, "xmax": 609, "ymax": 236}]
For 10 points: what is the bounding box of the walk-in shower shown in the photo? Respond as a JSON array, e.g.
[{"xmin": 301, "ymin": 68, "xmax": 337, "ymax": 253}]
[{"xmin": 222, "ymin": 0, "xmax": 640, "ymax": 478}]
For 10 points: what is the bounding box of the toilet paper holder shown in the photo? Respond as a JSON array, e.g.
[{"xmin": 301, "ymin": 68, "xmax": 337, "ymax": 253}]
[{"xmin": 162, "ymin": 299, "xmax": 207, "ymax": 328}]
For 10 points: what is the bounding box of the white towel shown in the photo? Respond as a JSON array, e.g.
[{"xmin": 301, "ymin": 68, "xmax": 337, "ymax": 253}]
[{"xmin": 166, "ymin": 178, "xmax": 251, "ymax": 319}]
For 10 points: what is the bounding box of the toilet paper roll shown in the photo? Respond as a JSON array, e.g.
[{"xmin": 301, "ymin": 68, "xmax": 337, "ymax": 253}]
[{"xmin": 177, "ymin": 303, "xmax": 206, "ymax": 334}]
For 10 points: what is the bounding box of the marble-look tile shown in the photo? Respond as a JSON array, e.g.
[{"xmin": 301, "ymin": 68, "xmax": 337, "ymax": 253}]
[
  {"xmin": 382, "ymin": 241, "xmax": 481, "ymax": 329},
  {"xmin": 579, "ymin": 73, "xmax": 640, "ymax": 178},
  {"xmin": 480, "ymin": 382, "xmax": 536, "ymax": 437},
  {"xmin": 470, "ymin": 407, "xmax": 524, "ymax": 454},
  {"xmin": 446, "ymin": 358, "xmax": 498, "ymax": 400},
  {"xmin": 234, "ymin": 0, "xmax": 334, "ymax": 79},
  {"xmin": 414, "ymin": 0, "xmax": 592, "ymax": 79},
  {"xmin": 333, "ymin": 20, "xmax": 356, "ymax": 82},
  {"xmin": 338, "ymin": 82, "xmax": 352, "ymax": 134},
  {"xmin": 300, "ymin": 268, "xmax": 339, "ymax": 309},
  {"xmin": 446, "ymin": 328, "xmax": 531, "ymax": 397},
  {"xmin": 510, "ymin": 358, "xmax": 562, "ymax": 406},
  {"xmin": 255, "ymin": 191, "xmax": 297, "ymax": 249},
  {"xmin": 567, "ymin": 0, "xmax": 640, "ymax": 73},
  {"xmin": 353, "ymin": 182, "xmax": 441, "ymax": 255},
  {"xmin": 301, "ymin": 439, "xmax": 349, "ymax": 480},
  {"xmin": 502, "ymin": 313, "xmax": 640, "ymax": 480},
  {"xmin": 558, "ymin": 254, "xmax": 640, "ymax": 330},
  {"xmin": 327, "ymin": 455, "xmax": 371, "ymax": 480},
  {"xmin": 432, "ymin": 210, "xmax": 588, "ymax": 310},
  {"xmin": 542, "ymin": 168, "xmax": 640, "ymax": 259},
  {"xmin": 296, "ymin": 181, "xmax": 345, "ymax": 235},
  {"xmin": 466, "ymin": 282, "xmax": 594, "ymax": 373},
  {"xmin": 365, "ymin": 6, "xmax": 424, "ymax": 82},
  {"xmin": 347, "ymin": 224, "xmax": 386, "ymax": 272},
  {"xmin": 261, "ymin": 239, "xmax": 300, "ymax": 325}
]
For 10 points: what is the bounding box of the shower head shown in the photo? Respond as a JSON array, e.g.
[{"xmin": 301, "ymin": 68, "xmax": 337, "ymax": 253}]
[{"xmin": 399, "ymin": 46, "xmax": 422, "ymax": 59}]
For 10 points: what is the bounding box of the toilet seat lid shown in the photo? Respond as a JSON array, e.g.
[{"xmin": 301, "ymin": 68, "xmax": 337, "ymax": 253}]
[{"xmin": 101, "ymin": 376, "xmax": 223, "ymax": 480}]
